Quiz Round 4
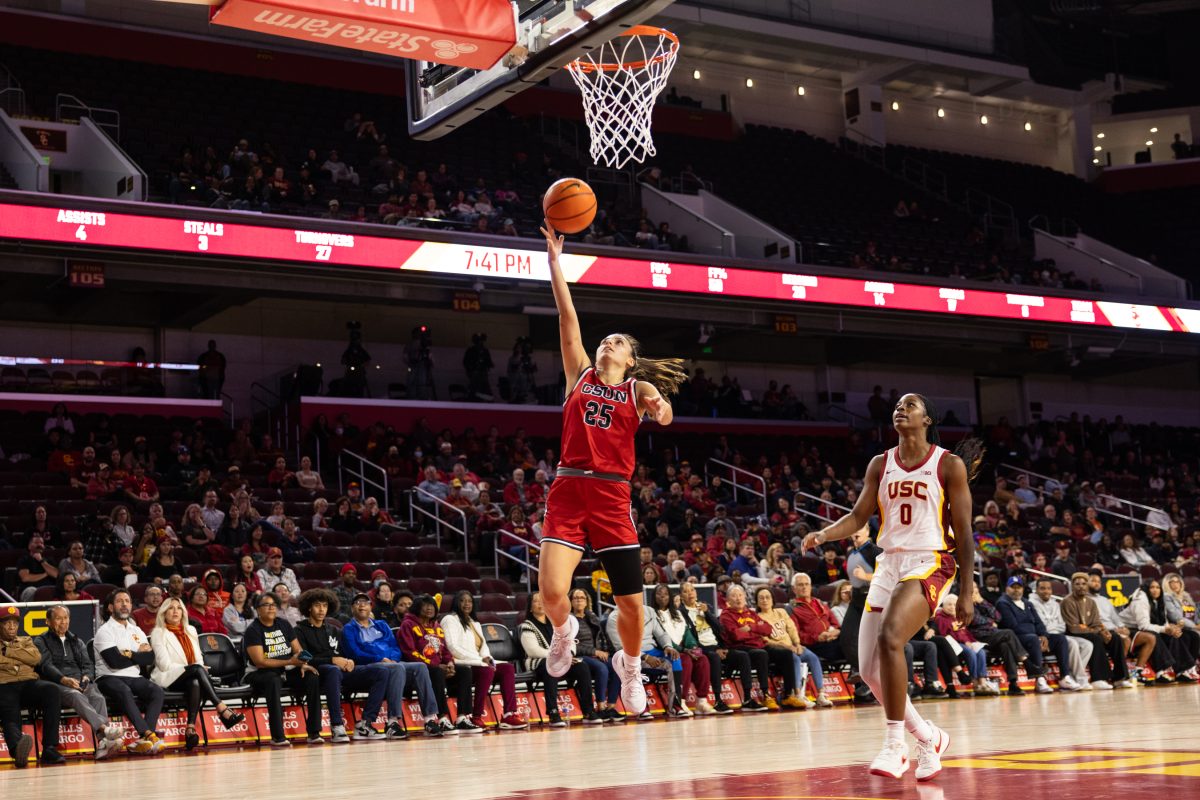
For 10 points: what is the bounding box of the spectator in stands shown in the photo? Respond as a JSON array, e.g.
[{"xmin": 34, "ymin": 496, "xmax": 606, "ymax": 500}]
[
  {"xmin": 231, "ymin": 554, "xmax": 264, "ymax": 595},
  {"xmin": 150, "ymin": 596, "xmax": 245, "ymax": 750},
  {"xmin": 17, "ymin": 534, "xmax": 58, "ymax": 600},
  {"xmin": 604, "ymin": 599, "xmax": 679, "ymax": 717},
  {"xmin": 677, "ymin": 582, "xmax": 736, "ymax": 713},
  {"xmin": 1050, "ymin": 541, "xmax": 1078, "ymax": 578},
  {"xmin": 272, "ymin": 583, "xmax": 302, "ymax": 626},
  {"xmin": 0, "ymin": 605, "xmax": 65, "ymax": 767},
  {"xmin": 1027, "ymin": 578, "xmax": 1088, "ymax": 690},
  {"xmin": 340, "ymin": 593, "xmax": 444, "ymax": 737},
  {"xmin": 1119, "ymin": 533, "xmax": 1156, "ymax": 567},
  {"xmin": 728, "ymin": 539, "xmax": 763, "ymax": 583},
  {"xmin": 186, "ymin": 585, "xmax": 226, "ymax": 634},
  {"xmin": 94, "ymin": 589, "xmax": 164, "ymax": 754},
  {"xmin": 932, "ymin": 594, "xmax": 998, "ymax": 695},
  {"xmin": 311, "ymin": 498, "xmax": 334, "ymax": 534},
  {"xmin": 44, "ymin": 402, "xmax": 74, "ymax": 435},
  {"xmin": 257, "ymin": 548, "xmax": 300, "ymax": 599},
  {"xmin": 397, "ymin": 594, "xmax": 466, "ymax": 734},
  {"xmin": 370, "ymin": 582, "xmax": 399, "ymax": 627},
  {"xmin": 109, "ymin": 506, "xmax": 137, "ymax": 550},
  {"xmin": 128, "ymin": 584, "xmax": 162, "ymax": 634},
  {"xmin": 829, "ymin": 581, "xmax": 853, "ymax": 625},
  {"xmin": 140, "ymin": 534, "xmax": 185, "ymax": 584},
  {"xmin": 1062, "ymin": 572, "xmax": 1129, "ymax": 689},
  {"xmin": 275, "ymin": 519, "xmax": 312, "ymax": 565},
  {"xmin": 1120, "ymin": 580, "xmax": 1198, "ymax": 682},
  {"xmin": 223, "ymin": 583, "xmax": 255, "ymax": 640},
  {"xmin": 755, "ymin": 586, "xmax": 829, "ymax": 708},
  {"xmin": 1013, "ymin": 474, "xmax": 1038, "ymax": 507},
  {"xmin": 653, "ymin": 584, "xmax": 713, "ymax": 715},
  {"xmin": 102, "ymin": 546, "xmax": 139, "ymax": 587},
  {"xmin": 87, "ymin": 463, "xmax": 119, "ymax": 501},
  {"xmin": 521, "ymin": 592, "xmax": 601, "ymax": 726},
  {"xmin": 221, "ymin": 505, "xmax": 253, "ymax": 551},
  {"xmin": 1171, "ymin": 132, "xmax": 1191, "ymax": 160},
  {"xmin": 322, "ymin": 150, "xmax": 358, "ymax": 186},
  {"xmin": 441, "ymin": 590, "xmax": 525, "ymax": 729},
  {"xmin": 568, "ymin": 588, "xmax": 622, "ymax": 721},
  {"xmin": 124, "ymin": 462, "xmax": 160, "ymax": 506},
  {"xmin": 35, "ymin": 605, "xmax": 125, "ymax": 760},
  {"xmin": 996, "ymin": 576, "xmax": 1066, "ymax": 694},
  {"xmin": 332, "ymin": 564, "xmax": 360, "ymax": 622},
  {"xmin": 295, "ymin": 588, "xmax": 410, "ymax": 742},
  {"xmin": 267, "ymin": 457, "xmax": 296, "ymax": 491},
  {"xmin": 706, "ymin": 504, "xmax": 738, "ymax": 541},
  {"xmin": 360, "ymin": 497, "xmax": 394, "ymax": 530},
  {"xmin": 790, "ymin": 573, "xmax": 846, "ymax": 662},
  {"xmin": 717, "ymin": 584, "xmax": 777, "ymax": 711},
  {"xmin": 290, "ymin": 456, "xmax": 323, "ymax": 493},
  {"xmin": 242, "ymin": 592, "xmax": 320, "ymax": 746},
  {"xmin": 58, "ymin": 539, "xmax": 101, "ymax": 586},
  {"xmin": 54, "ymin": 572, "xmax": 93, "ymax": 603},
  {"xmin": 967, "ymin": 583, "xmax": 1027, "ymax": 694},
  {"xmin": 180, "ymin": 503, "xmax": 216, "ymax": 551}
]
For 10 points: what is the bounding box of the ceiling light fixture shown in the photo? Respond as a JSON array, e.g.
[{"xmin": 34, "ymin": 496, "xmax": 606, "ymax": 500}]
[
  {"xmin": 980, "ymin": 114, "xmax": 988, "ymax": 125},
  {"xmin": 891, "ymin": 101, "xmax": 900, "ymax": 111},
  {"xmin": 745, "ymin": 78, "xmax": 753, "ymax": 88},
  {"xmin": 692, "ymin": 69, "xmax": 700, "ymax": 80},
  {"xmin": 937, "ymin": 108, "xmax": 945, "ymax": 118}
]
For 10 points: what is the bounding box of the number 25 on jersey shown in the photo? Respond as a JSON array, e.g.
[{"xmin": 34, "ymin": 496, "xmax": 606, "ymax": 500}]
[{"xmin": 583, "ymin": 400, "xmax": 614, "ymax": 429}]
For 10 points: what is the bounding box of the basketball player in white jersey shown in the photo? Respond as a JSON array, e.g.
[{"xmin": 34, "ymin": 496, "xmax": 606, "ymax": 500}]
[{"xmin": 803, "ymin": 393, "xmax": 980, "ymax": 782}]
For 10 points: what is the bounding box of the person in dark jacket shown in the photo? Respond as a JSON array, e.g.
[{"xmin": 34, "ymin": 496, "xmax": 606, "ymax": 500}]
[
  {"xmin": 968, "ymin": 583, "xmax": 1029, "ymax": 695},
  {"xmin": 34, "ymin": 605, "xmax": 125, "ymax": 759},
  {"xmin": 279, "ymin": 518, "xmax": 316, "ymax": 564},
  {"xmin": 996, "ymin": 576, "xmax": 1069, "ymax": 694},
  {"xmin": 569, "ymin": 587, "xmax": 622, "ymax": 721},
  {"xmin": 293, "ymin": 588, "xmax": 400, "ymax": 743}
]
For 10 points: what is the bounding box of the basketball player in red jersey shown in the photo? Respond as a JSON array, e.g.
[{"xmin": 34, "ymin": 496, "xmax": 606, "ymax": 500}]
[
  {"xmin": 803, "ymin": 394, "xmax": 982, "ymax": 781},
  {"xmin": 537, "ymin": 220, "xmax": 686, "ymax": 715}
]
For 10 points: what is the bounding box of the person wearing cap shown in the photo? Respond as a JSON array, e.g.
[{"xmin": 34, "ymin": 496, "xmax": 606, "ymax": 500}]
[
  {"xmin": 0, "ymin": 604, "xmax": 65, "ymax": 766},
  {"xmin": 1050, "ymin": 541, "xmax": 1078, "ymax": 578},
  {"xmin": 242, "ymin": 591, "xmax": 322, "ymax": 746},
  {"xmin": 35, "ymin": 604, "xmax": 125, "ymax": 759},
  {"xmin": 346, "ymin": 481, "xmax": 365, "ymax": 514},
  {"xmin": 86, "ymin": 462, "xmax": 119, "ymax": 501},
  {"xmin": 220, "ymin": 464, "xmax": 247, "ymax": 500},
  {"xmin": 705, "ymin": 504, "xmax": 738, "ymax": 541},
  {"xmin": 995, "ymin": 576, "xmax": 1068, "ymax": 694},
  {"xmin": 1062, "ymin": 572, "xmax": 1130, "ymax": 689},
  {"xmin": 94, "ymin": 589, "xmax": 166, "ymax": 754},
  {"xmin": 256, "ymin": 547, "xmax": 300, "ymax": 601},
  {"xmin": 164, "ymin": 446, "xmax": 198, "ymax": 493},
  {"xmin": 102, "ymin": 544, "xmax": 140, "ymax": 587},
  {"xmin": 124, "ymin": 462, "xmax": 160, "ymax": 506},
  {"xmin": 333, "ymin": 563, "xmax": 360, "ymax": 622},
  {"xmin": 340, "ymin": 592, "xmax": 444, "ymax": 737},
  {"xmin": 445, "ymin": 478, "xmax": 475, "ymax": 519}
]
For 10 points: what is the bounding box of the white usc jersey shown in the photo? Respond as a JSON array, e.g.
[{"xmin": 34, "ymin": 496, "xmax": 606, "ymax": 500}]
[{"xmin": 875, "ymin": 445, "xmax": 953, "ymax": 553}]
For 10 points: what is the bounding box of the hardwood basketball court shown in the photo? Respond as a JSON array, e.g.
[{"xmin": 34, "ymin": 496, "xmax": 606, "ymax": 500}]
[{"xmin": 5, "ymin": 684, "xmax": 1198, "ymax": 799}]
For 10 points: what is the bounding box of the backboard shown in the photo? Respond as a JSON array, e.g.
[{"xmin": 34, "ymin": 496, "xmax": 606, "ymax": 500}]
[{"xmin": 405, "ymin": 0, "xmax": 674, "ymax": 140}]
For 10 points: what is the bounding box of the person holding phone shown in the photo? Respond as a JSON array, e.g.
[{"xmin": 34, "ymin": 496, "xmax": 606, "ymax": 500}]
[{"xmin": 242, "ymin": 592, "xmax": 322, "ymax": 747}]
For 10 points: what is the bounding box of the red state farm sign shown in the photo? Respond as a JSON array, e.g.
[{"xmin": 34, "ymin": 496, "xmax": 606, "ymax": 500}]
[{"xmin": 210, "ymin": 0, "xmax": 517, "ymax": 70}]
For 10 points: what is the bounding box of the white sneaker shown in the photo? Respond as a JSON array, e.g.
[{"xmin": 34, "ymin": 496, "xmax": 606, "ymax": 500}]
[
  {"xmin": 1035, "ymin": 676, "xmax": 1053, "ymax": 694},
  {"xmin": 611, "ymin": 649, "xmax": 647, "ymax": 715},
  {"xmin": 1114, "ymin": 679, "xmax": 1134, "ymax": 689},
  {"xmin": 815, "ymin": 693, "xmax": 833, "ymax": 708},
  {"xmin": 1078, "ymin": 679, "xmax": 1094, "ymax": 691},
  {"xmin": 694, "ymin": 698, "xmax": 715, "ymax": 715},
  {"xmin": 915, "ymin": 724, "xmax": 950, "ymax": 782},
  {"xmin": 869, "ymin": 739, "xmax": 911, "ymax": 779},
  {"xmin": 330, "ymin": 725, "xmax": 351, "ymax": 743},
  {"xmin": 1091, "ymin": 679, "xmax": 1113, "ymax": 690},
  {"xmin": 546, "ymin": 615, "xmax": 578, "ymax": 678},
  {"xmin": 95, "ymin": 735, "xmax": 117, "ymax": 761},
  {"xmin": 1059, "ymin": 675, "xmax": 1081, "ymax": 691}
]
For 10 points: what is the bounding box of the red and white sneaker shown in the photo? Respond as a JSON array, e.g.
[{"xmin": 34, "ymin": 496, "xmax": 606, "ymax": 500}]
[
  {"xmin": 499, "ymin": 712, "xmax": 528, "ymax": 730},
  {"xmin": 869, "ymin": 740, "xmax": 910, "ymax": 779},
  {"xmin": 915, "ymin": 724, "xmax": 950, "ymax": 782}
]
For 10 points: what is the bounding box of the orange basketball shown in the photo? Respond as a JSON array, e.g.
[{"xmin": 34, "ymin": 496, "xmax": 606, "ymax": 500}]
[{"xmin": 542, "ymin": 177, "xmax": 597, "ymax": 234}]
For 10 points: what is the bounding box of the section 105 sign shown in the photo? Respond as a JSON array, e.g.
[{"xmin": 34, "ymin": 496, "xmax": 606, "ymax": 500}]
[{"xmin": 67, "ymin": 261, "xmax": 106, "ymax": 289}]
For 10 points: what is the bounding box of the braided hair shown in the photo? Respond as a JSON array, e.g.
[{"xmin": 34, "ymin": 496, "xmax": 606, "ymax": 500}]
[{"xmin": 914, "ymin": 393, "xmax": 984, "ymax": 484}]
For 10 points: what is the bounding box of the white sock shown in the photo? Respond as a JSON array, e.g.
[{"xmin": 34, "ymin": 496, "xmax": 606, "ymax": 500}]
[
  {"xmin": 886, "ymin": 719, "xmax": 905, "ymax": 744},
  {"xmin": 904, "ymin": 698, "xmax": 933, "ymax": 743}
]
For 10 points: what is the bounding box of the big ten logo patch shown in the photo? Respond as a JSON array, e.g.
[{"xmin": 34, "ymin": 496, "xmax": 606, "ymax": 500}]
[
  {"xmin": 556, "ymin": 689, "xmax": 582, "ymax": 720},
  {"xmin": 45, "ymin": 717, "xmax": 94, "ymax": 755},
  {"xmin": 719, "ymin": 678, "xmax": 743, "ymax": 707}
]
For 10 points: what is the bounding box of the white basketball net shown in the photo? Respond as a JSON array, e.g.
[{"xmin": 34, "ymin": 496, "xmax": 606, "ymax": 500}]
[{"xmin": 566, "ymin": 27, "xmax": 679, "ymax": 170}]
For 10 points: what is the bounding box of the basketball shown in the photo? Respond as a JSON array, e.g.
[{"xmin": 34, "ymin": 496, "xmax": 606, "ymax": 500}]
[{"xmin": 542, "ymin": 177, "xmax": 597, "ymax": 234}]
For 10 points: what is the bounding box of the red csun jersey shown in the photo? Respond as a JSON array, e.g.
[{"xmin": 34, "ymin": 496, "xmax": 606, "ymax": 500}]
[{"xmin": 558, "ymin": 367, "xmax": 641, "ymax": 478}]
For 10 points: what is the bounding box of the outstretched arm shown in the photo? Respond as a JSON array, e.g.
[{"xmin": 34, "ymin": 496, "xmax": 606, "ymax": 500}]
[
  {"xmin": 801, "ymin": 455, "xmax": 883, "ymax": 551},
  {"xmin": 636, "ymin": 381, "xmax": 673, "ymax": 426},
  {"xmin": 541, "ymin": 220, "xmax": 590, "ymax": 382}
]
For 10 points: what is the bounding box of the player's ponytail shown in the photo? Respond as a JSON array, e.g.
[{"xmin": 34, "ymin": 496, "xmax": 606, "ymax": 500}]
[
  {"xmin": 621, "ymin": 333, "xmax": 687, "ymax": 397},
  {"xmin": 953, "ymin": 438, "xmax": 986, "ymax": 486},
  {"xmin": 916, "ymin": 393, "xmax": 986, "ymax": 484}
]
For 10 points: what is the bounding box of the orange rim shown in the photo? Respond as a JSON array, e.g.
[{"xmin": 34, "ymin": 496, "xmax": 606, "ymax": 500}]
[{"xmin": 567, "ymin": 25, "xmax": 679, "ymax": 73}]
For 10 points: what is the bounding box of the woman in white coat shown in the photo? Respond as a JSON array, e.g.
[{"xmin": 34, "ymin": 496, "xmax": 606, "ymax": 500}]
[
  {"xmin": 149, "ymin": 597, "xmax": 245, "ymax": 750},
  {"xmin": 441, "ymin": 590, "xmax": 528, "ymax": 730}
]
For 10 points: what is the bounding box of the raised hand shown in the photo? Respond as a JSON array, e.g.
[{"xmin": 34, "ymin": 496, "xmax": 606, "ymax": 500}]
[{"xmin": 540, "ymin": 219, "xmax": 565, "ymax": 261}]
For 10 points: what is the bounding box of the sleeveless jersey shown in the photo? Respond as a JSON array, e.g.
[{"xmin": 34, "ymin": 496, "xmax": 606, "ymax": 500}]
[
  {"xmin": 558, "ymin": 367, "xmax": 640, "ymax": 478},
  {"xmin": 876, "ymin": 445, "xmax": 952, "ymax": 553}
]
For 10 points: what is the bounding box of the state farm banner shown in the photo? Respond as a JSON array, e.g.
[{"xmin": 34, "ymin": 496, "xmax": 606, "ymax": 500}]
[{"xmin": 210, "ymin": 0, "xmax": 517, "ymax": 69}]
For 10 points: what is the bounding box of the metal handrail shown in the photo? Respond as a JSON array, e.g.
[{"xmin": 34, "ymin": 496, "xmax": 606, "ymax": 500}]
[
  {"xmin": 823, "ymin": 404, "xmax": 876, "ymax": 429},
  {"xmin": 409, "ymin": 485, "xmax": 468, "ymax": 557},
  {"xmin": 997, "ymin": 463, "xmax": 1169, "ymax": 532},
  {"xmin": 55, "ymin": 93, "xmax": 120, "ymax": 141},
  {"xmin": 0, "ymin": 87, "xmax": 26, "ymax": 117},
  {"xmin": 339, "ymin": 448, "xmax": 389, "ymax": 510},
  {"xmin": 792, "ymin": 490, "xmax": 854, "ymax": 527},
  {"xmin": 250, "ymin": 380, "xmax": 284, "ymax": 447},
  {"xmin": 219, "ymin": 391, "xmax": 235, "ymax": 428},
  {"xmin": 494, "ymin": 528, "xmax": 540, "ymax": 580},
  {"xmin": 704, "ymin": 458, "xmax": 767, "ymax": 517}
]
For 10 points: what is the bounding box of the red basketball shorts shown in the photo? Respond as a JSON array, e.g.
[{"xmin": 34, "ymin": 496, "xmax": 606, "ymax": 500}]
[{"xmin": 541, "ymin": 475, "xmax": 638, "ymax": 553}]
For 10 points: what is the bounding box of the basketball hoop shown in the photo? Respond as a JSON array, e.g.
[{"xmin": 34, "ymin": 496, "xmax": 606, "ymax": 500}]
[{"xmin": 566, "ymin": 25, "xmax": 679, "ymax": 170}]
